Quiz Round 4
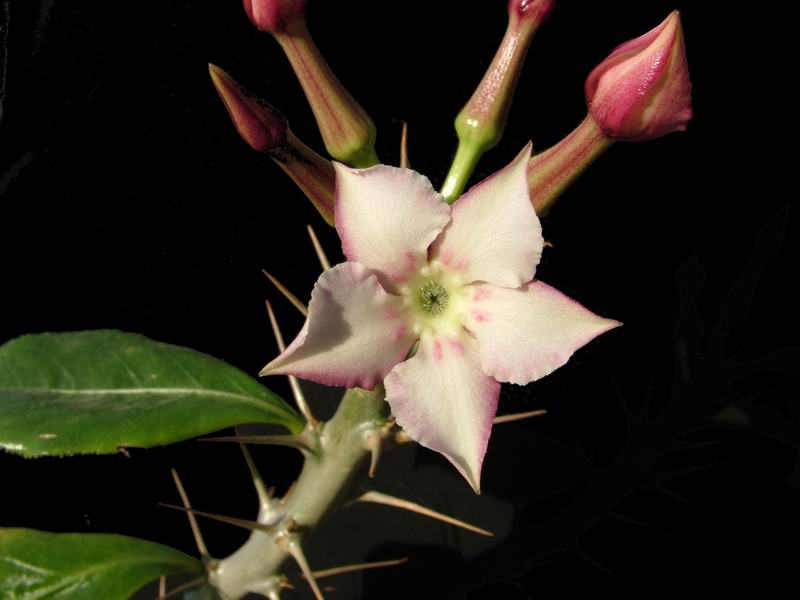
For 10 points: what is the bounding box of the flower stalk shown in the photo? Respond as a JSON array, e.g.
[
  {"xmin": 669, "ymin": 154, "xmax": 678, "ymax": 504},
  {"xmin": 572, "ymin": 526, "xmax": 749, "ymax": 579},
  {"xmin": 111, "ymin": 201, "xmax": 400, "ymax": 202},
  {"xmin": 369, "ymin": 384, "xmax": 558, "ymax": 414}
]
[
  {"xmin": 441, "ymin": 0, "xmax": 554, "ymax": 203},
  {"xmin": 527, "ymin": 114, "xmax": 612, "ymax": 215},
  {"xmin": 274, "ymin": 20, "xmax": 379, "ymax": 167},
  {"xmin": 244, "ymin": 1, "xmax": 378, "ymax": 167},
  {"xmin": 274, "ymin": 130, "xmax": 337, "ymax": 225}
]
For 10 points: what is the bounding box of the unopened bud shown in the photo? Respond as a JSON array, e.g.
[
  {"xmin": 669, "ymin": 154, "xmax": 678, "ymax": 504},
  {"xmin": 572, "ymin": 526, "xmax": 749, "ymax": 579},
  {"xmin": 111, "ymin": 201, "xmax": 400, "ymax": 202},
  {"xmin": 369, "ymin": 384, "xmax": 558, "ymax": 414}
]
[
  {"xmin": 243, "ymin": 0, "xmax": 306, "ymax": 34},
  {"xmin": 209, "ymin": 64, "xmax": 335, "ymax": 225},
  {"xmin": 209, "ymin": 64, "xmax": 287, "ymax": 153},
  {"xmin": 585, "ymin": 10, "xmax": 692, "ymax": 141},
  {"xmin": 508, "ymin": 0, "xmax": 555, "ymax": 29}
]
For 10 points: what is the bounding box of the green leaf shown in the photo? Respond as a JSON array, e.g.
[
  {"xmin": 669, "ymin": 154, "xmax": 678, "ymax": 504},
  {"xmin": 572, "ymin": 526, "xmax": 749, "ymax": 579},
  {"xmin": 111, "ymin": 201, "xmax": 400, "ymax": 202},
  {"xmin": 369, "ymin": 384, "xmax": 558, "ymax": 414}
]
[
  {"xmin": 0, "ymin": 330, "xmax": 304, "ymax": 457},
  {"xmin": 0, "ymin": 528, "xmax": 203, "ymax": 599}
]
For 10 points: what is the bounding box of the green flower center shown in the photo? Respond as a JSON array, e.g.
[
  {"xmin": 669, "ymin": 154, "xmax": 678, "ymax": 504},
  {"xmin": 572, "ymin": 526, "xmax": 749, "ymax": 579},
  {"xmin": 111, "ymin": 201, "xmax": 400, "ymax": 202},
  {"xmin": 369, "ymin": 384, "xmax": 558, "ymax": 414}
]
[{"xmin": 417, "ymin": 281, "xmax": 450, "ymax": 316}]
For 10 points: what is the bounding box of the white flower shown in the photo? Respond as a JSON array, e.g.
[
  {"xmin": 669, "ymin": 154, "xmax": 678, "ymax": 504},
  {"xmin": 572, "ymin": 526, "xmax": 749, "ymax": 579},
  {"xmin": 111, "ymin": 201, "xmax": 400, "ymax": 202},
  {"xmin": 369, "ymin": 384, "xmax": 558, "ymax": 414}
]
[{"xmin": 261, "ymin": 144, "xmax": 619, "ymax": 492}]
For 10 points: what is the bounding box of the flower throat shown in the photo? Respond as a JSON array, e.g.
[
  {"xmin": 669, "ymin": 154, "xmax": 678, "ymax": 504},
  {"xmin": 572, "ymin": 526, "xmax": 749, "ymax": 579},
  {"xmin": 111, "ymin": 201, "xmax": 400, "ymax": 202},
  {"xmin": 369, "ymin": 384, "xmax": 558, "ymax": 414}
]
[{"xmin": 417, "ymin": 281, "xmax": 449, "ymax": 316}]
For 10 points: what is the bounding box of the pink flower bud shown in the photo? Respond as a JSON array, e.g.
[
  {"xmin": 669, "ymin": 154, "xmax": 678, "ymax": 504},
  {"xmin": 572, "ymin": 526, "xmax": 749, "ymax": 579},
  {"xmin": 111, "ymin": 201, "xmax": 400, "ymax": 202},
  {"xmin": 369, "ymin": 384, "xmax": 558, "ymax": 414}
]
[
  {"xmin": 209, "ymin": 64, "xmax": 335, "ymax": 225},
  {"xmin": 585, "ymin": 10, "xmax": 692, "ymax": 142},
  {"xmin": 208, "ymin": 64, "xmax": 287, "ymax": 153},
  {"xmin": 242, "ymin": 0, "xmax": 306, "ymax": 34},
  {"xmin": 507, "ymin": 0, "xmax": 555, "ymax": 24}
]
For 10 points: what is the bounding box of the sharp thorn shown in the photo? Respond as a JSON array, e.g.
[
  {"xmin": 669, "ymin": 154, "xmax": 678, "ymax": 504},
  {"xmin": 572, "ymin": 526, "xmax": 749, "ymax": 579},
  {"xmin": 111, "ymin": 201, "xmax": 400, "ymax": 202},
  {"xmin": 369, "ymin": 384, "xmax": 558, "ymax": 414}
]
[
  {"xmin": 306, "ymin": 224, "xmax": 331, "ymax": 271},
  {"xmin": 200, "ymin": 434, "xmax": 313, "ymax": 453},
  {"xmin": 544, "ymin": 240, "xmax": 554, "ymax": 248},
  {"xmin": 355, "ymin": 491, "xmax": 493, "ymax": 537},
  {"xmin": 363, "ymin": 429, "xmax": 381, "ymax": 478},
  {"xmin": 158, "ymin": 575, "xmax": 166, "ymax": 600},
  {"xmin": 170, "ymin": 469, "xmax": 209, "ymax": 558},
  {"xmin": 394, "ymin": 430, "xmax": 412, "ymax": 444},
  {"xmin": 368, "ymin": 444, "xmax": 380, "ymax": 478},
  {"xmin": 311, "ymin": 557, "xmax": 408, "ymax": 580},
  {"xmin": 265, "ymin": 300, "xmax": 287, "ymax": 353},
  {"xmin": 262, "ymin": 270, "xmax": 309, "ymax": 316},
  {"xmin": 284, "ymin": 517, "xmax": 299, "ymax": 532},
  {"xmin": 400, "ymin": 122, "xmax": 410, "ymax": 169},
  {"xmin": 285, "ymin": 539, "xmax": 325, "ymax": 600},
  {"xmin": 493, "ymin": 409, "xmax": 547, "ymax": 425},
  {"xmin": 265, "ymin": 300, "xmax": 318, "ymax": 428},
  {"xmin": 280, "ymin": 482, "xmax": 297, "ymax": 507},
  {"xmin": 234, "ymin": 425, "xmax": 271, "ymax": 510},
  {"xmin": 159, "ymin": 503, "xmax": 271, "ymax": 533}
]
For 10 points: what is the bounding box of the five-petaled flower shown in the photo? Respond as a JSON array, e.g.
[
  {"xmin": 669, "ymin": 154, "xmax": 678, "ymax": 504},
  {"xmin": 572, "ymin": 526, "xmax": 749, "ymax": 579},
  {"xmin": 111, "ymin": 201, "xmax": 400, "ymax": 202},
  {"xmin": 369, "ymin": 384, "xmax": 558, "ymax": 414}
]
[{"xmin": 261, "ymin": 144, "xmax": 620, "ymax": 492}]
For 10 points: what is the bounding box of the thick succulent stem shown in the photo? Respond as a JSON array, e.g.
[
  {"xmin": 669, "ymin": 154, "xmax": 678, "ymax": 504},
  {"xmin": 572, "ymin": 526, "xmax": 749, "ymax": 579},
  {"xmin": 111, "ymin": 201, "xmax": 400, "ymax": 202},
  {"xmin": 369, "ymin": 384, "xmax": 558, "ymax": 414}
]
[{"xmin": 209, "ymin": 387, "xmax": 388, "ymax": 599}]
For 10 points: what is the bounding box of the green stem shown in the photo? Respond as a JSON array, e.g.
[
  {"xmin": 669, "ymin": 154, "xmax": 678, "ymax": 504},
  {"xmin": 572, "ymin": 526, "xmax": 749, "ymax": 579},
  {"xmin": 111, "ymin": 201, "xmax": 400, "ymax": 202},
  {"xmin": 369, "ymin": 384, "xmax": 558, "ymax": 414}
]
[
  {"xmin": 348, "ymin": 146, "xmax": 380, "ymax": 169},
  {"xmin": 440, "ymin": 142, "xmax": 483, "ymax": 204},
  {"xmin": 209, "ymin": 387, "xmax": 388, "ymax": 599}
]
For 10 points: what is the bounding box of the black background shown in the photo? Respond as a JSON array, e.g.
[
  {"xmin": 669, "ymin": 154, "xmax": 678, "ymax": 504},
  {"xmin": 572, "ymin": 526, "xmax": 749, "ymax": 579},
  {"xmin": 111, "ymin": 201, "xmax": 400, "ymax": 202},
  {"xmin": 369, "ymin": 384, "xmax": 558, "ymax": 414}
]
[{"xmin": 0, "ymin": 1, "xmax": 796, "ymax": 598}]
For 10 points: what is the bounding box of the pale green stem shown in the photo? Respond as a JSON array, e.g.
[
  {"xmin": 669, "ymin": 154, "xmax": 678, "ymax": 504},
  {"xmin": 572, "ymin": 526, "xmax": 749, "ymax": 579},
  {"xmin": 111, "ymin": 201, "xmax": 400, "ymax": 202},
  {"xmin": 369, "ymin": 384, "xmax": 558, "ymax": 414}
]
[
  {"xmin": 440, "ymin": 7, "xmax": 546, "ymax": 204},
  {"xmin": 209, "ymin": 387, "xmax": 388, "ymax": 599},
  {"xmin": 441, "ymin": 142, "xmax": 483, "ymax": 204}
]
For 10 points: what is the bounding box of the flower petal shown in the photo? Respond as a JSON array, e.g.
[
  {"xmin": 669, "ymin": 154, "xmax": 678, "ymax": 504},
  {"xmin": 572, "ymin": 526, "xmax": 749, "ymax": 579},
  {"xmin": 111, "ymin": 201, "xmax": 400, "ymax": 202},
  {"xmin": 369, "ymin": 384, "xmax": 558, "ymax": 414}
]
[
  {"xmin": 334, "ymin": 163, "xmax": 451, "ymax": 291},
  {"xmin": 431, "ymin": 143, "xmax": 543, "ymax": 288},
  {"xmin": 385, "ymin": 332, "xmax": 500, "ymax": 493},
  {"xmin": 464, "ymin": 281, "xmax": 621, "ymax": 385},
  {"xmin": 260, "ymin": 262, "xmax": 415, "ymax": 390}
]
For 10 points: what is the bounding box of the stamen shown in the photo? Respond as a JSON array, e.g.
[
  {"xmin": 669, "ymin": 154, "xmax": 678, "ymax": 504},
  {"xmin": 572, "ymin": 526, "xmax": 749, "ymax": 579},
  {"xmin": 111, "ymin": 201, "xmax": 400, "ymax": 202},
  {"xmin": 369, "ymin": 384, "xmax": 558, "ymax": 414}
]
[{"xmin": 418, "ymin": 281, "xmax": 449, "ymax": 316}]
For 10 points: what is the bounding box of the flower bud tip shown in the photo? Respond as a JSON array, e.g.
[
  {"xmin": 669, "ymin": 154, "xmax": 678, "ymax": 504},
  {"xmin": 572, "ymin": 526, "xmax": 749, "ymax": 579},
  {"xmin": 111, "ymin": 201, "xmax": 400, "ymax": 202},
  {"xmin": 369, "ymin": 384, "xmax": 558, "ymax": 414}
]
[
  {"xmin": 508, "ymin": 0, "xmax": 555, "ymax": 23},
  {"xmin": 243, "ymin": 0, "xmax": 306, "ymax": 34},
  {"xmin": 208, "ymin": 63, "xmax": 287, "ymax": 153},
  {"xmin": 585, "ymin": 10, "xmax": 692, "ymax": 142}
]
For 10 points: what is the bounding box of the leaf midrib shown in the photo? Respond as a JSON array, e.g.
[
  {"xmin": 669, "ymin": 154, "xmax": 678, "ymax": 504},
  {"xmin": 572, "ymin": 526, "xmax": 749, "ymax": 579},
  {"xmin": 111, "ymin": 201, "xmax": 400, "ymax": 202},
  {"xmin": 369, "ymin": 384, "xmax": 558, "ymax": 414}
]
[
  {"xmin": 4, "ymin": 554, "xmax": 198, "ymax": 598},
  {"xmin": 0, "ymin": 387, "xmax": 283, "ymax": 413}
]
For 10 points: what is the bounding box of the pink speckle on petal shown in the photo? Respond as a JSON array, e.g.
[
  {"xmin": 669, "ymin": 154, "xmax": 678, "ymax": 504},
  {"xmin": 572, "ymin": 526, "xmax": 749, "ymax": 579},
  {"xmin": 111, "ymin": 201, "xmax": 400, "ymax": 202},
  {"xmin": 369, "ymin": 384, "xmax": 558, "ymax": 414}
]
[
  {"xmin": 384, "ymin": 307, "xmax": 401, "ymax": 320},
  {"xmin": 441, "ymin": 250, "xmax": 453, "ymax": 266},
  {"xmin": 473, "ymin": 288, "xmax": 492, "ymax": 301},
  {"xmin": 432, "ymin": 340, "xmax": 443, "ymax": 362},
  {"xmin": 392, "ymin": 250, "xmax": 420, "ymax": 283},
  {"xmin": 447, "ymin": 340, "xmax": 465, "ymax": 356},
  {"xmin": 403, "ymin": 251, "xmax": 417, "ymax": 272},
  {"xmin": 392, "ymin": 325, "xmax": 407, "ymax": 341},
  {"xmin": 472, "ymin": 310, "xmax": 489, "ymax": 323}
]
